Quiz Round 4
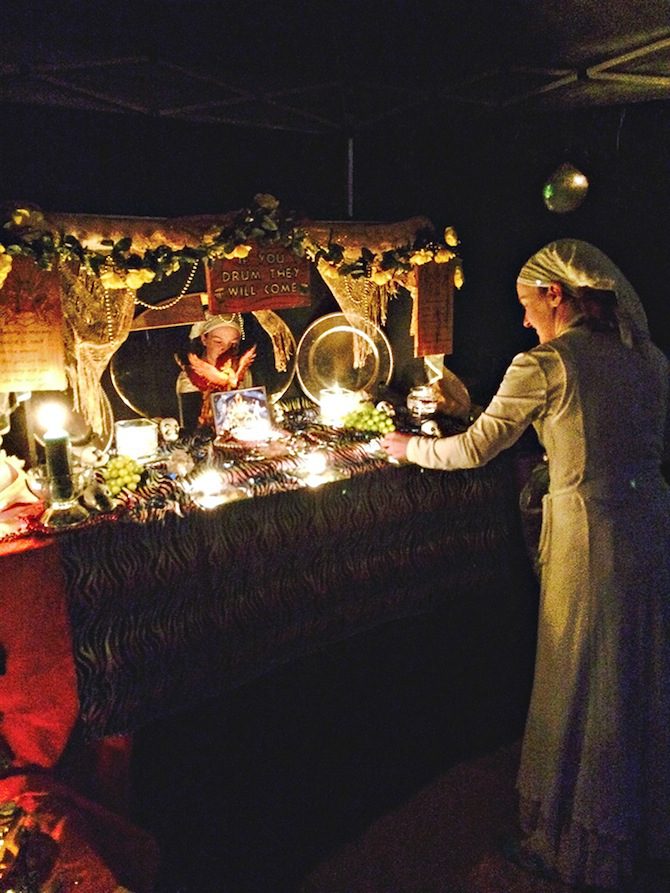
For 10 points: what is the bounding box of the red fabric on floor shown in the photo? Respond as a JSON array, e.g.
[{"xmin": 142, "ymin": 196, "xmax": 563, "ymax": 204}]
[
  {"xmin": 0, "ymin": 773, "xmax": 159, "ymax": 893},
  {"xmin": 0, "ymin": 536, "xmax": 79, "ymax": 769},
  {"xmin": 58, "ymin": 733, "xmax": 135, "ymax": 818}
]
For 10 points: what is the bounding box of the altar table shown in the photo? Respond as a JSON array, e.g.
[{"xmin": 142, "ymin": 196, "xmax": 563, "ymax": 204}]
[
  {"xmin": 2, "ymin": 451, "xmax": 535, "ymax": 751},
  {"xmin": 0, "ymin": 452, "xmax": 537, "ymax": 889}
]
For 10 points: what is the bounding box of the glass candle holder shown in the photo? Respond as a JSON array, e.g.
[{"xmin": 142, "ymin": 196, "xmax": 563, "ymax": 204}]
[
  {"xmin": 300, "ymin": 450, "xmax": 329, "ymax": 477},
  {"xmin": 28, "ymin": 464, "xmax": 90, "ymax": 530},
  {"xmin": 184, "ymin": 467, "xmax": 247, "ymax": 510},
  {"xmin": 293, "ymin": 448, "xmax": 339, "ymax": 488}
]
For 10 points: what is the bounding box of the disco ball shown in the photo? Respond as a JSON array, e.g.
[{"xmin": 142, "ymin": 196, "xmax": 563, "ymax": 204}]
[{"xmin": 542, "ymin": 162, "xmax": 589, "ymax": 213}]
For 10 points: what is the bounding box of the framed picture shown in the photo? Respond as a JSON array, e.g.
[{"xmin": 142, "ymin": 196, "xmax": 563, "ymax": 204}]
[{"xmin": 210, "ymin": 385, "xmax": 273, "ymax": 440}]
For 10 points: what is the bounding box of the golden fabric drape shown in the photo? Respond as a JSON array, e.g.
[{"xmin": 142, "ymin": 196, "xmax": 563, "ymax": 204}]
[{"xmin": 59, "ymin": 265, "xmax": 135, "ymax": 434}]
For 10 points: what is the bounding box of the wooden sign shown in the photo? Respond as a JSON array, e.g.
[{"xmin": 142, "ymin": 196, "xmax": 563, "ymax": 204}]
[
  {"xmin": 0, "ymin": 257, "xmax": 67, "ymax": 392},
  {"xmin": 131, "ymin": 292, "xmax": 208, "ymax": 331},
  {"xmin": 413, "ymin": 260, "xmax": 454, "ymax": 357},
  {"xmin": 205, "ymin": 245, "xmax": 311, "ymax": 313}
]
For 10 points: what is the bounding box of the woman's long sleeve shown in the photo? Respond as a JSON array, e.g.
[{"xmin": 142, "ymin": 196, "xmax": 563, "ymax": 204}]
[{"xmin": 406, "ymin": 350, "xmax": 549, "ymax": 471}]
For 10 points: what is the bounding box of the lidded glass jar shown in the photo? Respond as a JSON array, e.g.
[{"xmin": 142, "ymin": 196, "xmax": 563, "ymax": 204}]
[{"xmin": 406, "ymin": 385, "xmax": 438, "ymax": 420}]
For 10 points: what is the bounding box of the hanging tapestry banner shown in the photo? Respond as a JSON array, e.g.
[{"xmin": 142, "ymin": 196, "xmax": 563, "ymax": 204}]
[
  {"xmin": 412, "ymin": 260, "xmax": 454, "ymax": 357},
  {"xmin": 205, "ymin": 246, "xmax": 311, "ymax": 313},
  {"xmin": 0, "ymin": 257, "xmax": 67, "ymax": 392}
]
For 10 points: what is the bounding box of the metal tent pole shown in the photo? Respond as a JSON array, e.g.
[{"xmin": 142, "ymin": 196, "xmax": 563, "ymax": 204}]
[{"xmin": 347, "ymin": 135, "xmax": 354, "ymax": 218}]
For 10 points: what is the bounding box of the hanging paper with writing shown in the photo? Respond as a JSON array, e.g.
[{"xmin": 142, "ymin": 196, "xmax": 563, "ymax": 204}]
[
  {"xmin": 0, "ymin": 257, "xmax": 67, "ymax": 392},
  {"xmin": 413, "ymin": 260, "xmax": 454, "ymax": 357}
]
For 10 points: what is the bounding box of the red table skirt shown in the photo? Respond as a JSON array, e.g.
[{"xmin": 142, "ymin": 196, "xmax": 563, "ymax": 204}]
[
  {"xmin": 0, "ymin": 536, "xmax": 79, "ymax": 770},
  {"xmin": 0, "ymin": 538, "xmax": 159, "ymax": 891}
]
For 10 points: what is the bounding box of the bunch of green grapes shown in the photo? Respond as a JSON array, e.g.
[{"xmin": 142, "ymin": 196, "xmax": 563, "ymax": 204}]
[
  {"xmin": 342, "ymin": 402, "xmax": 395, "ymax": 435},
  {"xmin": 102, "ymin": 454, "xmax": 143, "ymax": 496}
]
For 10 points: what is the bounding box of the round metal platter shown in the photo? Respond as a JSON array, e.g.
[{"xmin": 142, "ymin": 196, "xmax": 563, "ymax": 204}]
[{"xmin": 295, "ymin": 313, "xmax": 393, "ymax": 404}]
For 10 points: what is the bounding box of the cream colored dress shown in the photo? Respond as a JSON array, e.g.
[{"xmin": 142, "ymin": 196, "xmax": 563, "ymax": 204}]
[{"xmin": 407, "ymin": 322, "xmax": 670, "ymax": 888}]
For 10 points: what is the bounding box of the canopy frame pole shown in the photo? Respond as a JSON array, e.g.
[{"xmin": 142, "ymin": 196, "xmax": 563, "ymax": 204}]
[{"xmin": 347, "ymin": 135, "xmax": 354, "ymax": 219}]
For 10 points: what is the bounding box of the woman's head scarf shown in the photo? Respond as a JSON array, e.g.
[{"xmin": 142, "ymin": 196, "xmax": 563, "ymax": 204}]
[
  {"xmin": 517, "ymin": 239, "xmax": 648, "ymax": 344},
  {"xmin": 189, "ymin": 313, "xmax": 243, "ymax": 340}
]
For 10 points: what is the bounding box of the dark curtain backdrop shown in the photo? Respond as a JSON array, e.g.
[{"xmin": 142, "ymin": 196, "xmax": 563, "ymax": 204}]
[
  {"xmin": 355, "ymin": 101, "xmax": 670, "ymax": 400},
  {"xmin": 2, "ymin": 98, "xmax": 669, "ymax": 405}
]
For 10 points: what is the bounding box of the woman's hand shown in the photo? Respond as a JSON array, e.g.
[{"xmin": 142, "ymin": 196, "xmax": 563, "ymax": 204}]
[
  {"xmin": 187, "ymin": 353, "xmax": 237, "ymax": 388},
  {"xmin": 234, "ymin": 345, "xmax": 257, "ymax": 386},
  {"xmin": 380, "ymin": 431, "xmax": 413, "ymax": 461}
]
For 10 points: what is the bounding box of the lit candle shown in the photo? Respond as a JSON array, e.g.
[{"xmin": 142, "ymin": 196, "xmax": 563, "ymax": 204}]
[
  {"xmin": 300, "ymin": 450, "xmax": 328, "ymax": 477},
  {"xmin": 296, "ymin": 448, "xmax": 333, "ymax": 488},
  {"xmin": 115, "ymin": 419, "xmax": 158, "ymax": 460},
  {"xmin": 319, "ymin": 387, "xmax": 360, "ymax": 427},
  {"xmin": 187, "ymin": 468, "xmax": 227, "ymax": 509}
]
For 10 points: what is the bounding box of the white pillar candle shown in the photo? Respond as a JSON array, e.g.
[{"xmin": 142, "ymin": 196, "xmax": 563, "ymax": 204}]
[
  {"xmin": 114, "ymin": 419, "xmax": 158, "ymax": 460},
  {"xmin": 319, "ymin": 387, "xmax": 360, "ymax": 427}
]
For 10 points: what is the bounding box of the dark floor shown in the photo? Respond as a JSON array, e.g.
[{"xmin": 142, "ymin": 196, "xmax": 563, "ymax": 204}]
[
  {"xmin": 130, "ymin": 608, "xmax": 536, "ymax": 893},
  {"xmin": 299, "ymin": 743, "xmax": 670, "ymax": 893}
]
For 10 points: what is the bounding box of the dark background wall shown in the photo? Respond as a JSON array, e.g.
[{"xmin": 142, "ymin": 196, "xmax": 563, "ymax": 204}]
[
  {"xmin": 355, "ymin": 100, "xmax": 670, "ymax": 398},
  {"xmin": 2, "ymin": 98, "xmax": 669, "ymax": 406}
]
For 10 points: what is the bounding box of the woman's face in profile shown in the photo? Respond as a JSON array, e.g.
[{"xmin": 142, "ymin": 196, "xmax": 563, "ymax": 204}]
[
  {"xmin": 517, "ymin": 283, "xmax": 556, "ymax": 344},
  {"xmin": 201, "ymin": 325, "xmax": 240, "ymax": 363}
]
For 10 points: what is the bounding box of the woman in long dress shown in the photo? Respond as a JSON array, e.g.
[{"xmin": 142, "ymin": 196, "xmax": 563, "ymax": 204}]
[{"xmin": 382, "ymin": 239, "xmax": 670, "ymax": 889}]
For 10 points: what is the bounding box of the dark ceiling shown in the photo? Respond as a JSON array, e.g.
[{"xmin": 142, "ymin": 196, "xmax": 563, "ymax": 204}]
[{"xmin": 2, "ymin": 0, "xmax": 670, "ymax": 134}]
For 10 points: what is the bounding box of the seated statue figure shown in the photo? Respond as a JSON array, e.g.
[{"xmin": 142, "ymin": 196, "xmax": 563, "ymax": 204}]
[{"xmin": 175, "ymin": 313, "xmax": 256, "ymax": 430}]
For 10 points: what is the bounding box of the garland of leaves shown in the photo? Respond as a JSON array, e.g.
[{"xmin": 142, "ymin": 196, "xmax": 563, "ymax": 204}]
[{"xmin": 0, "ymin": 193, "xmax": 463, "ymax": 294}]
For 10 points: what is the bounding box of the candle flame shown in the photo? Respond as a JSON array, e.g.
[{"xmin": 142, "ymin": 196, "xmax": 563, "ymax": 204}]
[{"xmin": 36, "ymin": 400, "xmax": 68, "ymax": 434}]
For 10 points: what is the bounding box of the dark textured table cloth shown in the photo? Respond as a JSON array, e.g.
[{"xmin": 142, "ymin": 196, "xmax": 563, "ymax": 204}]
[{"xmin": 55, "ymin": 453, "xmax": 535, "ymax": 741}]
